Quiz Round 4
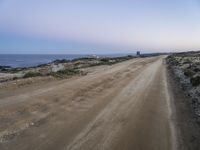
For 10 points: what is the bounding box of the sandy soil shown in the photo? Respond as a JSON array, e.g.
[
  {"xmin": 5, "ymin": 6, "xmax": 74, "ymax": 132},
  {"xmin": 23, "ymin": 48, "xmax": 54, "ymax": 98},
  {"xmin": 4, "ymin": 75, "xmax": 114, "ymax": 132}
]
[{"xmin": 0, "ymin": 56, "xmax": 177, "ymax": 150}]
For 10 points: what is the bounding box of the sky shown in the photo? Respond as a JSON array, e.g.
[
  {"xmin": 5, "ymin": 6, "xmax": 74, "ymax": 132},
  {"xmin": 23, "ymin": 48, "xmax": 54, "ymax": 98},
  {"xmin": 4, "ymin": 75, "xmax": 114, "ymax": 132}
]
[{"xmin": 0, "ymin": 0, "xmax": 200, "ymax": 54}]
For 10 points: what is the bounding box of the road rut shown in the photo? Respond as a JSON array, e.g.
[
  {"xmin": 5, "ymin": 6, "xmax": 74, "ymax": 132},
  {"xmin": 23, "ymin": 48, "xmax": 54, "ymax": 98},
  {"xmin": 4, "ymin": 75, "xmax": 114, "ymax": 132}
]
[{"xmin": 0, "ymin": 56, "xmax": 177, "ymax": 150}]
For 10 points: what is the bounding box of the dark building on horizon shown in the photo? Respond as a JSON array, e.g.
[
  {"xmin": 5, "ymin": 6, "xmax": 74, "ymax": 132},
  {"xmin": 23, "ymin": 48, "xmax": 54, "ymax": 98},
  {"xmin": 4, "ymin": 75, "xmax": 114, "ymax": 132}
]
[{"xmin": 136, "ymin": 51, "xmax": 141, "ymax": 56}]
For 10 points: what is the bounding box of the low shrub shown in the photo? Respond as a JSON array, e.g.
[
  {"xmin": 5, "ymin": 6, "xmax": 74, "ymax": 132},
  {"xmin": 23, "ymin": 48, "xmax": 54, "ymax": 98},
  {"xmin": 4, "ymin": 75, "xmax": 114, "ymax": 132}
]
[
  {"xmin": 190, "ymin": 76, "xmax": 200, "ymax": 86},
  {"xmin": 166, "ymin": 56, "xmax": 179, "ymax": 66},
  {"xmin": 57, "ymin": 69, "xmax": 80, "ymax": 75},
  {"xmin": 49, "ymin": 69, "xmax": 80, "ymax": 78},
  {"xmin": 12, "ymin": 76, "xmax": 19, "ymax": 80},
  {"xmin": 23, "ymin": 72, "xmax": 42, "ymax": 78},
  {"xmin": 193, "ymin": 67, "xmax": 200, "ymax": 72},
  {"xmin": 53, "ymin": 59, "xmax": 69, "ymax": 64},
  {"xmin": 101, "ymin": 58, "xmax": 110, "ymax": 62},
  {"xmin": 184, "ymin": 69, "xmax": 195, "ymax": 77}
]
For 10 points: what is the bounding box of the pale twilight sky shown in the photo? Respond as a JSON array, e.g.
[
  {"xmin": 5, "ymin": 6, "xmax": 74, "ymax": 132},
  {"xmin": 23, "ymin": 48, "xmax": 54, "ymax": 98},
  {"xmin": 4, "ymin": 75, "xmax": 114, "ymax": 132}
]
[{"xmin": 0, "ymin": 0, "xmax": 200, "ymax": 54}]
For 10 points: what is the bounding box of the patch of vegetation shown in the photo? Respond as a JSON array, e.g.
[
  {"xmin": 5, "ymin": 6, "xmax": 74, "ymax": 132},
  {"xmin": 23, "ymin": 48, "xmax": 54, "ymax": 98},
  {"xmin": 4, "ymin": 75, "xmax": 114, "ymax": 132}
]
[
  {"xmin": 166, "ymin": 56, "xmax": 179, "ymax": 66},
  {"xmin": 0, "ymin": 66, "xmax": 27, "ymax": 73},
  {"xmin": 184, "ymin": 69, "xmax": 195, "ymax": 77},
  {"xmin": 91, "ymin": 56, "xmax": 133, "ymax": 66},
  {"xmin": 0, "ymin": 68, "xmax": 21, "ymax": 73},
  {"xmin": 72, "ymin": 57, "xmax": 96, "ymax": 62},
  {"xmin": 127, "ymin": 55, "xmax": 134, "ymax": 58},
  {"xmin": 88, "ymin": 60, "xmax": 115, "ymax": 66},
  {"xmin": 8, "ymin": 68, "xmax": 23, "ymax": 73},
  {"xmin": 100, "ymin": 58, "xmax": 110, "ymax": 62},
  {"xmin": 190, "ymin": 76, "xmax": 200, "ymax": 86},
  {"xmin": 183, "ymin": 58, "xmax": 192, "ymax": 64},
  {"xmin": 193, "ymin": 67, "xmax": 200, "ymax": 73},
  {"xmin": 49, "ymin": 68, "xmax": 80, "ymax": 78},
  {"xmin": 12, "ymin": 76, "xmax": 19, "ymax": 80},
  {"xmin": 36, "ymin": 63, "xmax": 48, "ymax": 67},
  {"xmin": 53, "ymin": 59, "xmax": 70, "ymax": 64},
  {"xmin": 23, "ymin": 72, "xmax": 42, "ymax": 78}
]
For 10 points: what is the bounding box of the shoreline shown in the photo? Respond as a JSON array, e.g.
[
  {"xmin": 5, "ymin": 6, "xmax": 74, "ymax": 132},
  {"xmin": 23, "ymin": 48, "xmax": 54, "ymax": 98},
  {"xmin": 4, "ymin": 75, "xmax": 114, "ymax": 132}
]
[
  {"xmin": 0, "ymin": 55, "xmax": 136, "ymax": 83},
  {"xmin": 0, "ymin": 53, "xmax": 166, "ymax": 84}
]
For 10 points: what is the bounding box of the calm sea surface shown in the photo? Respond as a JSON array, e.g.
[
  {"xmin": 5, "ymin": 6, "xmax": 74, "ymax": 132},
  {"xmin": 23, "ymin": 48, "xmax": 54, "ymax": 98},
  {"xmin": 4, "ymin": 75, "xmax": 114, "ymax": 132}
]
[{"xmin": 0, "ymin": 54, "xmax": 131, "ymax": 68}]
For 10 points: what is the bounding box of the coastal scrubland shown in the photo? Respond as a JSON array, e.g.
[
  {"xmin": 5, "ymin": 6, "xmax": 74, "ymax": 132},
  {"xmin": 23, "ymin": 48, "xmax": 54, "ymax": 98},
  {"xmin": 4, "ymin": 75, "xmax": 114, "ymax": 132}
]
[
  {"xmin": 167, "ymin": 51, "xmax": 200, "ymax": 150},
  {"xmin": 0, "ymin": 55, "xmax": 135, "ymax": 83}
]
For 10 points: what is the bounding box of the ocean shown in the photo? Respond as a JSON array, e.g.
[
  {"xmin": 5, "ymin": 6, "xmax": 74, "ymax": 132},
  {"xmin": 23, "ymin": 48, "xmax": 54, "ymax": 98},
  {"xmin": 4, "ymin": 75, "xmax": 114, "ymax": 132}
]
[{"xmin": 0, "ymin": 54, "xmax": 131, "ymax": 68}]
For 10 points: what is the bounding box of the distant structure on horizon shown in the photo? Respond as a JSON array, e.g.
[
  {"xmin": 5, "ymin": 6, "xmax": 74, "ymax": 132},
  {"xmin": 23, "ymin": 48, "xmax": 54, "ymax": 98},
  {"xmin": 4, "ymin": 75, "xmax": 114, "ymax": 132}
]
[{"xmin": 136, "ymin": 51, "xmax": 141, "ymax": 56}]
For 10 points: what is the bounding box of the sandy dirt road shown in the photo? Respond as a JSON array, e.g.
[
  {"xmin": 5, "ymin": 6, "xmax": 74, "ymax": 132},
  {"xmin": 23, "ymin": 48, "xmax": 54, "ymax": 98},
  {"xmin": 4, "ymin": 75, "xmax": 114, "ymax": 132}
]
[{"xmin": 0, "ymin": 56, "xmax": 177, "ymax": 150}]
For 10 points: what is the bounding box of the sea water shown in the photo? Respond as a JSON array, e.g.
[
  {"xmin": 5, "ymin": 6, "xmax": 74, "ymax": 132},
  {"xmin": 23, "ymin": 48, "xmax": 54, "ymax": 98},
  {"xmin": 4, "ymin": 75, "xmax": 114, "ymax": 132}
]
[{"xmin": 0, "ymin": 54, "xmax": 131, "ymax": 68}]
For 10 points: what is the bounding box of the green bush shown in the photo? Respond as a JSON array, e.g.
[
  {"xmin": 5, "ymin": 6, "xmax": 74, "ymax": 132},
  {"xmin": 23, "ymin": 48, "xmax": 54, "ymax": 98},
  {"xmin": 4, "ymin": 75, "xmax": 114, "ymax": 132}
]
[
  {"xmin": 49, "ymin": 69, "xmax": 80, "ymax": 78},
  {"xmin": 193, "ymin": 67, "xmax": 200, "ymax": 72},
  {"xmin": 190, "ymin": 76, "xmax": 200, "ymax": 86},
  {"xmin": 23, "ymin": 72, "xmax": 42, "ymax": 78},
  {"xmin": 12, "ymin": 76, "xmax": 19, "ymax": 80},
  {"xmin": 53, "ymin": 59, "xmax": 69, "ymax": 64},
  {"xmin": 166, "ymin": 56, "xmax": 179, "ymax": 66},
  {"xmin": 184, "ymin": 69, "xmax": 195, "ymax": 77},
  {"xmin": 57, "ymin": 69, "xmax": 80, "ymax": 75},
  {"xmin": 101, "ymin": 58, "xmax": 109, "ymax": 62}
]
